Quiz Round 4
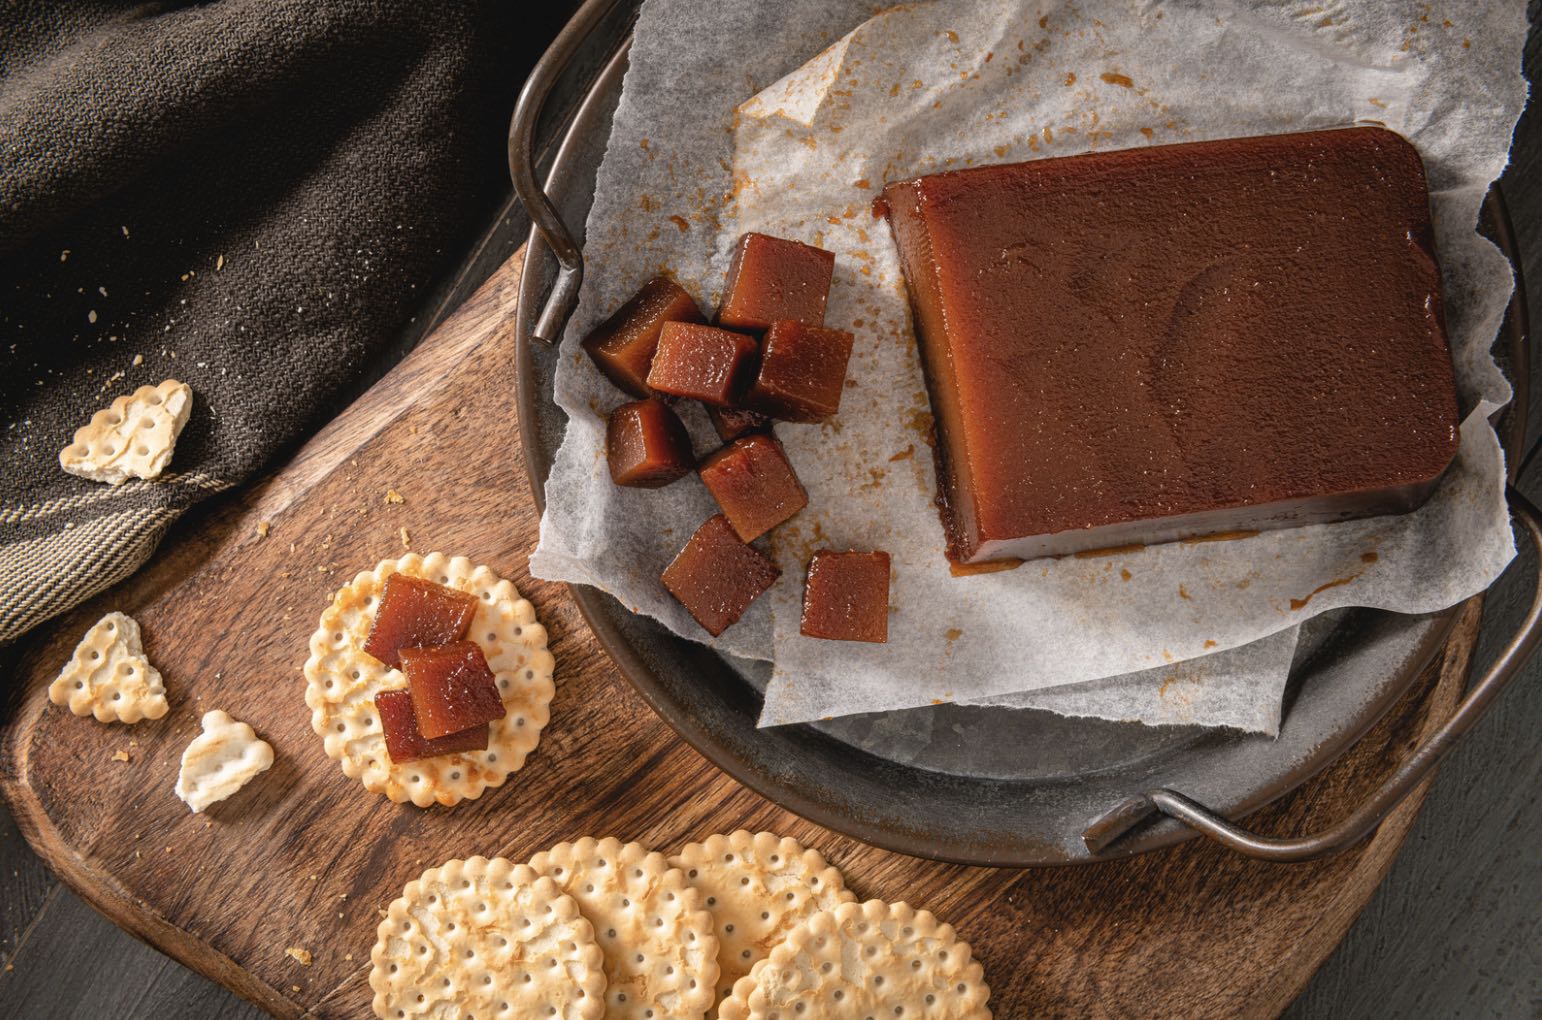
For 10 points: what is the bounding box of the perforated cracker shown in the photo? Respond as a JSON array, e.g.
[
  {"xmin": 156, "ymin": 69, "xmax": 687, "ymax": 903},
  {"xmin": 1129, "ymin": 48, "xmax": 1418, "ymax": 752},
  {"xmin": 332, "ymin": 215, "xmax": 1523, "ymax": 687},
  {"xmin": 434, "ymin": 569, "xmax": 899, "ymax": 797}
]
[
  {"xmin": 718, "ymin": 899, "xmax": 992, "ymax": 1020},
  {"xmin": 48, "ymin": 611, "xmax": 168, "ymax": 723},
  {"xmin": 59, "ymin": 379, "xmax": 192, "ymax": 484},
  {"xmin": 529, "ymin": 837, "xmax": 719, "ymax": 1020},
  {"xmin": 175, "ymin": 710, "xmax": 274, "ymax": 813},
  {"xmin": 304, "ymin": 553, "xmax": 555, "ymax": 807},
  {"xmin": 670, "ymin": 831, "xmax": 855, "ymax": 1010},
  {"xmin": 370, "ymin": 857, "xmax": 606, "ymax": 1020}
]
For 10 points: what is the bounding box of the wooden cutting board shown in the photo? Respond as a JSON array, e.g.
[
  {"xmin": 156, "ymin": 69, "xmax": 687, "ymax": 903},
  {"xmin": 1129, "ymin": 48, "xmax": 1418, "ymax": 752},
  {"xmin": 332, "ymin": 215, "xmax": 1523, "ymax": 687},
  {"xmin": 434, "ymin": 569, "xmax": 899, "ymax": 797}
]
[{"xmin": 0, "ymin": 252, "xmax": 1479, "ymax": 1019}]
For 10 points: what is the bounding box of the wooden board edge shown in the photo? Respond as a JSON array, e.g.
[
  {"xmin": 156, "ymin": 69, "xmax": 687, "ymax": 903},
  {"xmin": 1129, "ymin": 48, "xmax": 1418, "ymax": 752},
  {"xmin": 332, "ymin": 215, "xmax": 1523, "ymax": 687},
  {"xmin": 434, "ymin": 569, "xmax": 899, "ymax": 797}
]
[
  {"xmin": 0, "ymin": 762, "xmax": 299, "ymax": 1018},
  {"xmin": 0, "ymin": 254, "xmax": 530, "ymax": 1020}
]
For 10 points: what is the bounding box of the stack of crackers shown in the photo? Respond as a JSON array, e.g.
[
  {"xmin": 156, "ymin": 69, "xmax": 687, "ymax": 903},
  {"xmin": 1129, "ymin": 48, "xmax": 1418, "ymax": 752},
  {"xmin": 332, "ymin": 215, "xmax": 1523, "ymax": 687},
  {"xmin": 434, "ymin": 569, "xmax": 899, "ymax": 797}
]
[{"xmin": 370, "ymin": 832, "xmax": 991, "ymax": 1019}]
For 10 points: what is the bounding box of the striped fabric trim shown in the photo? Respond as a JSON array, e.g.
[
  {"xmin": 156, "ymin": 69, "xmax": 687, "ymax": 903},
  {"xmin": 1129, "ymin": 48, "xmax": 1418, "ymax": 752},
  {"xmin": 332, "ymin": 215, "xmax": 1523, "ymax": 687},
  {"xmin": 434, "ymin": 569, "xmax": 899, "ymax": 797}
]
[
  {"xmin": 0, "ymin": 472, "xmax": 232, "ymax": 526},
  {"xmin": 0, "ymin": 506, "xmax": 181, "ymax": 644}
]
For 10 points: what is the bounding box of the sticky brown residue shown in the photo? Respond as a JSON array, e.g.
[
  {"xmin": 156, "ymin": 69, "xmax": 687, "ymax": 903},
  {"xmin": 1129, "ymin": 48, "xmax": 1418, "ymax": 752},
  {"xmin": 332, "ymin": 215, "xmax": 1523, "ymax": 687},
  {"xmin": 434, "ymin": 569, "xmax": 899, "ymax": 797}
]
[
  {"xmin": 1038, "ymin": 14, "xmax": 1049, "ymax": 28},
  {"xmin": 945, "ymin": 29, "xmax": 959, "ymax": 43},
  {"xmin": 668, "ymin": 215, "xmax": 690, "ymax": 232},
  {"xmin": 1139, "ymin": 126, "xmax": 1154, "ymax": 140},
  {"xmin": 949, "ymin": 558, "xmax": 1024, "ymax": 577},
  {"xmin": 1289, "ymin": 574, "xmax": 1361, "ymax": 611},
  {"xmin": 1182, "ymin": 530, "xmax": 1260, "ymax": 545},
  {"xmin": 1064, "ymin": 71, "xmax": 1076, "ymax": 86},
  {"xmin": 1100, "ymin": 71, "xmax": 1134, "ymax": 88},
  {"xmin": 1178, "ymin": 584, "xmax": 1191, "ymax": 600},
  {"xmin": 906, "ymin": 408, "xmax": 935, "ymax": 441},
  {"xmin": 1073, "ymin": 543, "xmax": 1144, "ymax": 559},
  {"xmin": 1158, "ymin": 674, "xmax": 1177, "ymax": 698},
  {"xmin": 1361, "ymin": 551, "xmax": 1379, "ymax": 564},
  {"xmin": 854, "ymin": 177, "xmax": 871, "ymax": 190},
  {"xmin": 1368, "ymin": 97, "xmax": 1387, "ymax": 108},
  {"xmin": 889, "ymin": 445, "xmax": 915, "ymax": 462},
  {"xmin": 945, "ymin": 628, "xmax": 963, "ymax": 642},
  {"xmin": 1203, "ymin": 639, "xmax": 1217, "ymax": 649}
]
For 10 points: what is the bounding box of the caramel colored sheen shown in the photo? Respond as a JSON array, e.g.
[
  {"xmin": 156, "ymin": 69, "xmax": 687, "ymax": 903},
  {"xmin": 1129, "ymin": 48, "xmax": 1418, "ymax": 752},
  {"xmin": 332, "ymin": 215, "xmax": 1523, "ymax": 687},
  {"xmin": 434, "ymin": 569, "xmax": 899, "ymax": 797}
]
[
  {"xmin": 375, "ymin": 688, "xmax": 489, "ymax": 764},
  {"xmin": 645, "ymin": 322, "xmax": 758, "ymax": 406},
  {"xmin": 661, "ymin": 514, "xmax": 780, "ymax": 636},
  {"xmin": 746, "ymin": 320, "xmax": 854, "ymax": 422},
  {"xmin": 362, "ymin": 574, "xmax": 479, "ymax": 670},
  {"xmin": 581, "ymin": 276, "xmax": 704, "ymax": 397},
  {"xmin": 800, "ymin": 550, "xmax": 891, "ymax": 643},
  {"xmin": 718, "ymin": 232, "xmax": 835, "ymax": 331},
  {"xmin": 698, "ymin": 434, "xmax": 808, "ymax": 542},
  {"xmin": 883, "ymin": 127, "xmax": 1460, "ymax": 563},
  {"xmin": 606, "ymin": 399, "xmax": 695, "ymax": 488},
  {"xmin": 400, "ymin": 641, "xmax": 506, "ymax": 739}
]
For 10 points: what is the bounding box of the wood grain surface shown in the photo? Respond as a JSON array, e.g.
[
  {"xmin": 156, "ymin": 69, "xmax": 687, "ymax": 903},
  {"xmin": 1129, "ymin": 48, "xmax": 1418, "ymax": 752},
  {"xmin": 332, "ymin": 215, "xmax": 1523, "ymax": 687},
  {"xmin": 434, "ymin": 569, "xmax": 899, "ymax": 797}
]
[{"xmin": 0, "ymin": 248, "xmax": 1493, "ymax": 1019}]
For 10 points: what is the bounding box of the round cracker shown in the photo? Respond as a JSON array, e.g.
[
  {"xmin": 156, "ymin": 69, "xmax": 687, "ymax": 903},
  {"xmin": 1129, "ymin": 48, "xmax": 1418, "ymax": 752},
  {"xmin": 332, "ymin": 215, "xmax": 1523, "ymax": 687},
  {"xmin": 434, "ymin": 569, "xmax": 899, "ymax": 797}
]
[
  {"xmin": 529, "ymin": 837, "xmax": 719, "ymax": 1020},
  {"xmin": 304, "ymin": 552, "xmax": 555, "ymax": 807},
  {"xmin": 718, "ymin": 899, "xmax": 991, "ymax": 1020},
  {"xmin": 369, "ymin": 857, "xmax": 605, "ymax": 1020},
  {"xmin": 669, "ymin": 831, "xmax": 855, "ymax": 1009}
]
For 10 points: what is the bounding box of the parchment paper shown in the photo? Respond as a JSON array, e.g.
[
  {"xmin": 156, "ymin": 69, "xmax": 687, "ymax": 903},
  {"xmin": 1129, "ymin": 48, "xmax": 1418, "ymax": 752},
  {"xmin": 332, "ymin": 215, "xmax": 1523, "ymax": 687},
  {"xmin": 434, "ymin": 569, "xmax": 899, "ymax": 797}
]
[{"xmin": 531, "ymin": 0, "xmax": 1527, "ymax": 733}]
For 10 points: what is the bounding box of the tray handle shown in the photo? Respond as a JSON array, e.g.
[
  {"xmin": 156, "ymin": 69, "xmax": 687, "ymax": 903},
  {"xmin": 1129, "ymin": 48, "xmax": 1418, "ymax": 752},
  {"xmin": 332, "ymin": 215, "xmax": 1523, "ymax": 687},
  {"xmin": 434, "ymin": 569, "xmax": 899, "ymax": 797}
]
[
  {"xmin": 509, "ymin": 0, "xmax": 624, "ymax": 344},
  {"xmin": 1084, "ymin": 486, "xmax": 1542, "ymax": 862}
]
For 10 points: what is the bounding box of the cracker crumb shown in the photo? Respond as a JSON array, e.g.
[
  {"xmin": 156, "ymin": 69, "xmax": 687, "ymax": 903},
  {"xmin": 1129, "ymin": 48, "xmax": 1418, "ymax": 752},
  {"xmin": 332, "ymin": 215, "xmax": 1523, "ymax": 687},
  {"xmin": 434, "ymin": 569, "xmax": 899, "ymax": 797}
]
[
  {"xmin": 111, "ymin": 750, "xmax": 130, "ymax": 763},
  {"xmin": 384, "ymin": 488, "xmax": 404, "ymax": 504},
  {"xmin": 257, "ymin": 520, "xmax": 271, "ymax": 539},
  {"xmin": 399, "ymin": 526, "xmax": 411, "ymax": 550},
  {"xmin": 132, "ymin": 353, "xmax": 144, "ymax": 366},
  {"xmin": 344, "ymin": 953, "xmax": 353, "ymax": 962},
  {"xmin": 290, "ymin": 985, "xmax": 301, "ymax": 993},
  {"xmin": 60, "ymin": 250, "xmax": 70, "ymax": 262},
  {"xmin": 216, "ymin": 254, "xmax": 225, "ymax": 271},
  {"xmin": 286, "ymin": 947, "xmax": 313, "ymax": 966},
  {"xmin": 88, "ymin": 310, "xmax": 98, "ymax": 324},
  {"xmin": 121, "ymin": 225, "xmax": 130, "ymax": 238}
]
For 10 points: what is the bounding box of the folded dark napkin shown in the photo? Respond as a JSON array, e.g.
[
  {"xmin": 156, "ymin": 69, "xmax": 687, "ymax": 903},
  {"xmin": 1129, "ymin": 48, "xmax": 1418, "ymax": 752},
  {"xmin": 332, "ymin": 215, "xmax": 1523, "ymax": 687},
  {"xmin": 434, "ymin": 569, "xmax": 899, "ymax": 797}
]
[{"xmin": 0, "ymin": 0, "xmax": 566, "ymax": 642}]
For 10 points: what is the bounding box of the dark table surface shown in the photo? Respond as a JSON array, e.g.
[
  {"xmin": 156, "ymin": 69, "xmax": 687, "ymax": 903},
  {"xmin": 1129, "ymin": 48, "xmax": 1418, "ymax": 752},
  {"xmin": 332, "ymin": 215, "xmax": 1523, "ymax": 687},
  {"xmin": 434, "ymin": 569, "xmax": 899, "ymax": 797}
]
[{"xmin": 1, "ymin": 7, "xmax": 1538, "ymax": 1019}]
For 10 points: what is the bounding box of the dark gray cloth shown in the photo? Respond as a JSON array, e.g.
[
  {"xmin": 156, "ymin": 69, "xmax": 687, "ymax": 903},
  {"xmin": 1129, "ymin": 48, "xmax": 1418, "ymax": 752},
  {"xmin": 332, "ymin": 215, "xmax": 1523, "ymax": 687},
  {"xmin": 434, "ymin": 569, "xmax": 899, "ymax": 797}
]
[{"xmin": 0, "ymin": 0, "xmax": 565, "ymax": 641}]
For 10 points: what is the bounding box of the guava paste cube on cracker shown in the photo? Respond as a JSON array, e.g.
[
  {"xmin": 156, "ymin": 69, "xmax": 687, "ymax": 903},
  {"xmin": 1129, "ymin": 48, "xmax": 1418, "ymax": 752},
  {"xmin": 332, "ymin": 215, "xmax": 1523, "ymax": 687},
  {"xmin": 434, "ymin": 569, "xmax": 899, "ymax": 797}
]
[
  {"xmin": 401, "ymin": 641, "xmax": 506, "ymax": 739},
  {"xmin": 375, "ymin": 689, "xmax": 489, "ymax": 764},
  {"xmin": 363, "ymin": 573, "xmax": 479, "ymax": 670}
]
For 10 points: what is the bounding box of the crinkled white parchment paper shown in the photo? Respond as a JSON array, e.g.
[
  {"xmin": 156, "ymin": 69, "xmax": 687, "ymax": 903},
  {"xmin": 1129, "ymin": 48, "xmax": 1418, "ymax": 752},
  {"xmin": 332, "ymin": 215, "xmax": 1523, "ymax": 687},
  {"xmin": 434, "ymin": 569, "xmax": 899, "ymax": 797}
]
[{"xmin": 531, "ymin": 0, "xmax": 1527, "ymax": 733}]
